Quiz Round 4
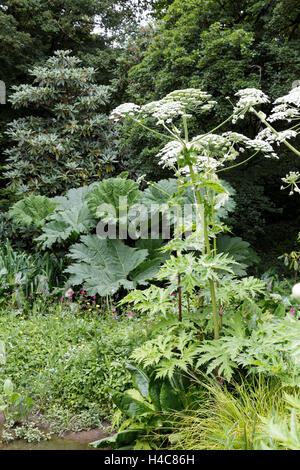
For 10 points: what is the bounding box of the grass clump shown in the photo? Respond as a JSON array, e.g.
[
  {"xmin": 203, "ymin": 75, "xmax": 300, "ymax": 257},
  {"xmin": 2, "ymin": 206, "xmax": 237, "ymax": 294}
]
[{"xmin": 168, "ymin": 375, "xmax": 296, "ymax": 450}]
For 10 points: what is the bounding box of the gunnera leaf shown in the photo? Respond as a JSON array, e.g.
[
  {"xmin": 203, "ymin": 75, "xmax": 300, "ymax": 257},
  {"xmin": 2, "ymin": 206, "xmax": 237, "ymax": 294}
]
[
  {"xmin": 87, "ymin": 177, "xmax": 141, "ymax": 221},
  {"xmin": 65, "ymin": 236, "xmax": 149, "ymax": 296},
  {"xmin": 9, "ymin": 195, "xmax": 58, "ymax": 228}
]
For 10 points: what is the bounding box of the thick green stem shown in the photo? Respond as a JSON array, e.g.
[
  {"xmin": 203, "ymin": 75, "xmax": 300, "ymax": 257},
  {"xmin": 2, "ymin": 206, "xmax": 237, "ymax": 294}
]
[
  {"xmin": 203, "ymin": 211, "xmax": 220, "ymax": 340},
  {"xmin": 188, "ymin": 164, "xmax": 219, "ymax": 340}
]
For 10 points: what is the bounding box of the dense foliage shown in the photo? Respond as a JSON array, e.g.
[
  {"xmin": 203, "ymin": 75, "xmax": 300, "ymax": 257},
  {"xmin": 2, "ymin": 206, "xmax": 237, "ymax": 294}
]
[
  {"xmin": 1, "ymin": 0, "xmax": 300, "ymax": 452},
  {"xmin": 3, "ymin": 51, "xmax": 118, "ymax": 197}
]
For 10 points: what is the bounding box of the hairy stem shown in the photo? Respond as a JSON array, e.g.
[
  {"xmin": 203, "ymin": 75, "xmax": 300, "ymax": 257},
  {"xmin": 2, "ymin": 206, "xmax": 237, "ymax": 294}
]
[
  {"xmin": 188, "ymin": 164, "xmax": 219, "ymax": 340},
  {"xmin": 178, "ymin": 273, "xmax": 182, "ymax": 322}
]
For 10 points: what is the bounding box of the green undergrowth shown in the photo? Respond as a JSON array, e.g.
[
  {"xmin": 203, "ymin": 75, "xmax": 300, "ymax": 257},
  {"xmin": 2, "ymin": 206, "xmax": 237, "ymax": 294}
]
[{"xmin": 0, "ymin": 308, "xmax": 150, "ymax": 430}]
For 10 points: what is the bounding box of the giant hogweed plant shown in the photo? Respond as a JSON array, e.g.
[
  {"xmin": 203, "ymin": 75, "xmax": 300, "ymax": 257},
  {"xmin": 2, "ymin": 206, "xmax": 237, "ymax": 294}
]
[{"xmin": 112, "ymin": 89, "xmax": 275, "ymax": 341}]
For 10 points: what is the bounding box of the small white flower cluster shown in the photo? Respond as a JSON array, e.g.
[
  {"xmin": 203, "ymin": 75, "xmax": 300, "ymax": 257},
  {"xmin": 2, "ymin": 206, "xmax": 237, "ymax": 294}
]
[
  {"xmin": 268, "ymin": 103, "xmax": 300, "ymax": 123},
  {"xmin": 268, "ymin": 86, "xmax": 300, "ymax": 122},
  {"xmin": 179, "ymin": 157, "xmax": 222, "ymax": 176},
  {"xmin": 222, "ymin": 131, "xmax": 278, "ymax": 158},
  {"xmin": 191, "ymin": 133, "xmax": 229, "ymax": 151},
  {"xmin": 141, "ymin": 89, "xmax": 216, "ymax": 125},
  {"xmin": 109, "ymin": 103, "xmax": 141, "ymax": 121},
  {"xmin": 191, "ymin": 134, "xmax": 238, "ymax": 166},
  {"xmin": 157, "ymin": 140, "xmax": 184, "ymax": 169},
  {"xmin": 245, "ymin": 138, "xmax": 278, "ymax": 158},
  {"xmin": 195, "ymin": 156, "xmax": 221, "ymax": 170},
  {"xmin": 142, "ymin": 100, "xmax": 186, "ymax": 125},
  {"xmin": 232, "ymin": 88, "xmax": 270, "ymax": 123},
  {"xmin": 162, "ymin": 88, "xmax": 215, "ymax": 108},
  {"xmin": 257, "ymin": 127, "xmax": 297, "ymax": 144},
  {"xmin": 281, "ymin": 171, "xmax": 300, "ymax": 195},
  {"xmin": 157, "ymin": 129, "xmax": 278, "ymax": 174},
  {"xmin": 274, "ymin": 85, "xmax": 300, "ymax": 107},
  {"xmin": 157, "ymin": 133, "xmax": 236, "ymax": 173}
]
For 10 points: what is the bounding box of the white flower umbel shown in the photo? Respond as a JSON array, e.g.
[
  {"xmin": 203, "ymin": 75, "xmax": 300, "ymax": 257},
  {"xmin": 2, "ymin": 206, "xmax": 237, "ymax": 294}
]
[
  {"xmin": 141, "ymin": 88, "xmax": 216, "ymax": 126},
  {"xmin": 245, "ymin": 138, "xmax": 278, "ymax": 158},
  {"xmin": 292, "ymin": 283, "xmax": 300, "ymax": 301},
  {"xmin": 157, "ymin": 140, "xmax": 184, "ymax": 169},
  {"xmin": 268, "ymin": 86, "xmax": 300, "ymax": 123},
  {"xmin": 232, "ymin": 88, "xmax": 270, "ymax": 123},
  {"xmin": 162, "ymin": 88, "xmax": 216, "ymax": 109},
  {"xmin": 268, "ymin": 103, "xmax": 300, "ymax": 123},
  {"xmin": 191, "ymin": 134, "xmax": 230, "ymax": 153},
  {"xmin": 281, "ymin": 171, "xmax": 300, "ymax": 195},
  {"xmin": 142, "ymin": 100, "xmax": 186, "ymax": 125},
  {"xmin": 222, "ymin": 131, "xmax": 278, "ymax": 158},
  {"xmin": 179, "ymin": 157, "xmax": 222, "ymax": 176},
  {"xmin": 109, "ymin": 103, "xmax": 141, "ymax": 122},
  {"xmin": 257, "ymin": 128, "xmax": 297, "ymax": 145},
  {"xmin": 110, "ymin": 89, "xmax": 216, "ymax": 132},
  {"xmin": 274, "ymin": 86, "xmax": 300, "ymax": 108}
]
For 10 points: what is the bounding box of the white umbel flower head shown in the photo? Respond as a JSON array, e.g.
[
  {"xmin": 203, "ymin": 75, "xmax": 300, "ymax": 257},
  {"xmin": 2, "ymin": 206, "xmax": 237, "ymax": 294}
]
[
  {"xmin": 232, "ymin": 88, "xmax": 269, "ymax": 123},
  {"xmin": 142, "ymin": 100, "xmax": 185, "ymax": 124},
  {"xmin": 274, "ymin": 85, "xmax": 300, "ymax": 107},
  {"xmin": 292, "ymin": 283, "xmax": 300, "ymax": 301},
  {"xmin": 268, "ymin": 86, "xmax": 300, "ymax": 123},
  {"xmin": 156, "ymin": 140, "xmax": 184, "ymax": 168},
  {"xmin": 257, "ymin": 128, "xmax": 297, "ymax": 144},
  {"xmin": 141, "ymin": 89, "xmax": 216, "ymax": 125},
  {"xmin": 109, "ymin": 103, "xmax": 141, "ymax": 121}
]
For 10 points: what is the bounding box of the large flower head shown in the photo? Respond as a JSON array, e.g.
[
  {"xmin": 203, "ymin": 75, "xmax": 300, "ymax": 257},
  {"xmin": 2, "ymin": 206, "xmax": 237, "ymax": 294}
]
[
  {"xmin": 162, "ymin": 89, "xmax": 215, "ymax": 110},
  {"xmin": 109, "ymin": 103, "xmax": 141, "ymax": 122},
  {"xmin": 222, "ymin": 131, "xmax": 278, "ymax": 158},
  {"xmin": 257, "ymin": 127, "xmax": 297, "ymax": 145},
  {"xmin": 110, "ymin": 89, "xmax": 216, "ymax": 128},
  {"xmin": 141, "ymin": 88, "xmax": 216, "ymax": 125},
  {"xmin": 232, "ymin": 88, "xmax": 270, "ymax": 123},
  {"xmin": 142, "ymin": 100, "xmax": 186, "ymax": 125},
  {"xmin": 157, "ymin": 140, "xmax": 184, "ymax": 169},
  {"xmin": 268, "ymin": 86, "xmax": 300, "ymax": 123}
]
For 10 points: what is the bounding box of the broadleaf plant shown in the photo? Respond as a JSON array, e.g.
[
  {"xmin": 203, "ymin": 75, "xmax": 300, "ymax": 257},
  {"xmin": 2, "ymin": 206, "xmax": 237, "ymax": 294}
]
[
  {"xmin": 66, "ymin": 236, "xmax": 154, "ymax": 296},
  {"xmin": 9, "ymin": 195, "xmax": 58, "ymax": 229}
]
